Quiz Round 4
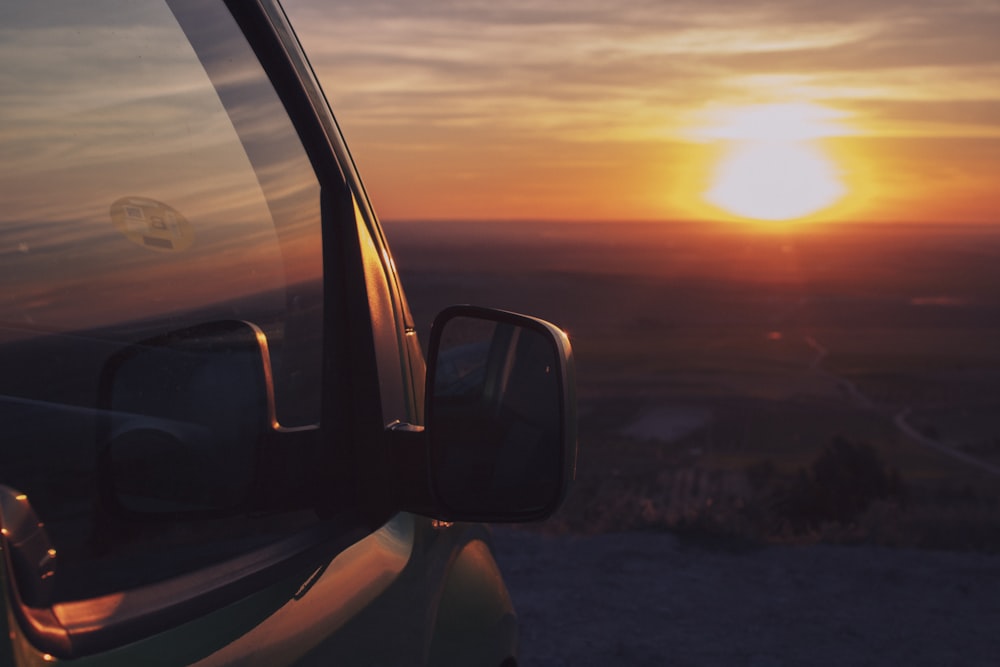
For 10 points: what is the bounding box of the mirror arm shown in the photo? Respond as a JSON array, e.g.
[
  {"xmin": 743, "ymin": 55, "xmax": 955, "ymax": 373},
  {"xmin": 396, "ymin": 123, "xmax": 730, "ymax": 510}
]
[{"xmin": 385, "ymin": 422, "xmax": 436, "ymax": 516}]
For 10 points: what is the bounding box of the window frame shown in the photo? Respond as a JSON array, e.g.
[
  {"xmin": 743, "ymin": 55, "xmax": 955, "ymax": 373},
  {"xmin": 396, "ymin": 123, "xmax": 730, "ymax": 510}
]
[{"xmin": 251, "ymin": 0, "xmax": 426, "ymax": 518}]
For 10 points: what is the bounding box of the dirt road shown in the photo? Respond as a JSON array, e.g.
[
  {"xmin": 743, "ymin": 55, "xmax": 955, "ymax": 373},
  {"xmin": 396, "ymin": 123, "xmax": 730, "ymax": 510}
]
[{"xmin": 492, "ymin": 528, "xmax": 1000, "ymax": 666}]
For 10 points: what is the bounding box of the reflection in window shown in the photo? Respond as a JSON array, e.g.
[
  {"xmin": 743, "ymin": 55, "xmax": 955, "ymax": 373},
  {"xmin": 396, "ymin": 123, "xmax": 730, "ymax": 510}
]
[{"xmin": 0, "ymin": 0, "xmax": 324, "ymax": 600}]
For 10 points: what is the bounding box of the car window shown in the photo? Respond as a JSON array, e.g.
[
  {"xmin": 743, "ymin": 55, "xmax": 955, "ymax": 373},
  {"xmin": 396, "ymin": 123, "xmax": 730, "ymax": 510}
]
[{"xmin": 0, "ymin": 0, "xmax": 324, "ymax": 601}]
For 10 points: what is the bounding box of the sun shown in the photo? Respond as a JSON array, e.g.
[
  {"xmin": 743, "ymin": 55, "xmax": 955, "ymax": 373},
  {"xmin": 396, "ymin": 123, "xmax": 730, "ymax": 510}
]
[
  {"xmin": 707, "ymin": 141, "xmax": 844, "ymax": 221},
  {"xmin": 694, "ymin": 104, "xmax": 848, "ymax": 221}
]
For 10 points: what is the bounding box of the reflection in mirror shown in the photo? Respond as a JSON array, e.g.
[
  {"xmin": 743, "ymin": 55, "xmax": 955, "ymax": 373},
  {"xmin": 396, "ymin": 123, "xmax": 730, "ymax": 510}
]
[
  {"xmin": 100, "ymin": 320, "xmax": 270, "ymax": 515},
  {"xmin": 430, "ymin": 312, "xmax": 565, "ymax": 517}
]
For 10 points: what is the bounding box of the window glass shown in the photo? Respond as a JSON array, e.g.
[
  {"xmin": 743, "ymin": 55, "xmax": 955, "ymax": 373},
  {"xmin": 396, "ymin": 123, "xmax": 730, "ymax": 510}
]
[{"xmin": 0, "ymin": 0, "xmax": 324, "ymax": 600}]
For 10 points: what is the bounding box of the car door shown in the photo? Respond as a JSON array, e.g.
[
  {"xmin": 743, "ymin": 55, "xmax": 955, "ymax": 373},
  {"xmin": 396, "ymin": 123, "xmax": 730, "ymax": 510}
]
[{"xmin": 0, "ymin": 1, "xmax": 428, "ymax": 663}]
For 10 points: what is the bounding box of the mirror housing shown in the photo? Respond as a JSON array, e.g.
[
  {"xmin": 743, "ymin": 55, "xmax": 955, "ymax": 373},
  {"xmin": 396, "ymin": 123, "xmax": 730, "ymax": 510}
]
[
  {"xmin": 97, "ymin": 320, "xmax": 274, "ymax": 517},
  {"xmin": 396, "ymin": 306, "xmax": 577, "ymax": 522}
]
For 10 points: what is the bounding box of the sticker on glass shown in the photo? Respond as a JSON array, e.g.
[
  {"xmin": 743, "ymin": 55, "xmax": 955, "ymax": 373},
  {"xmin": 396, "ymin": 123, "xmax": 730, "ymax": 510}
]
[{"xmin": 110, "ymin": 197, "xmax": 194, "ymax": 252}]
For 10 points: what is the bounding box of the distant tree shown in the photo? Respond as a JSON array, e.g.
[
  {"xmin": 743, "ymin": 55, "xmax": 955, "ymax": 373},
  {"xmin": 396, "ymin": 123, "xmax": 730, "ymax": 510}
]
[{"xmin": 777, "ymin": 436, "xmax": 904, "ymax": 531}]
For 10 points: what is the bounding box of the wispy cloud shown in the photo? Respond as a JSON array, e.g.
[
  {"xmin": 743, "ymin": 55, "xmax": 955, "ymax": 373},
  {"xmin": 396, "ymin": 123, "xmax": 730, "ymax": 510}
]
[
  {"xmin": 287, "ymin": 0, "xmax": 999, "ymax": 138},
  {"xmin": 283, "ymin": 0, "xmax": 1000, "ymax": 221}
]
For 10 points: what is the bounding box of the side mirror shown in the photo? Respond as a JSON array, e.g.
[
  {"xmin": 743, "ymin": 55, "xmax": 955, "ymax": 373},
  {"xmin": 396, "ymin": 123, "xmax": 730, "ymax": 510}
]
[
  {"xmin": 423, "ymin": 306, "xmax": 577, "ymax": 521},
  {"xmin": 97, "ymin": 320, "xmax": 273, "ymax": 516}
]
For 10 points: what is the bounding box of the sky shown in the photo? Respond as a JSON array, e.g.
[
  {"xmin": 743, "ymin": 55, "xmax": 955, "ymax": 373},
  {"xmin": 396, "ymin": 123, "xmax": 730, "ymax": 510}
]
[{"xmin": 283, "ymin": 0, "xmax": 1000, "ymax": 224}]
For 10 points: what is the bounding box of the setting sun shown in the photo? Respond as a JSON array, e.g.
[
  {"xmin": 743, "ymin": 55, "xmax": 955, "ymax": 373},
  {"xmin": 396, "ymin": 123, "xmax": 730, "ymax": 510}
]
[
  {"xmin": 707, "ymin": 141, "xmax": 845, "ymax": 221},
  {"xmin": 698, "ymin": 104, "xmax": 848, "ymax": 221}
]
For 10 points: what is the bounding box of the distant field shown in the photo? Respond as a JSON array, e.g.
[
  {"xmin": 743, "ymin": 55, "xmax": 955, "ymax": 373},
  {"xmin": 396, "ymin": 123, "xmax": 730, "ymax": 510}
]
[{"xmin": 386, "ymin": 220, "xmax": 1000, "ymax": 549}]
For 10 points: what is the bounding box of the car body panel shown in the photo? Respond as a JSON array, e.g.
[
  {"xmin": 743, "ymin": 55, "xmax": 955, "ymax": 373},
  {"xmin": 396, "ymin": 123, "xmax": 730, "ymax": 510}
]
[
  {"xmin": 426, "ymin": 537, "xmax": 519, "ymax": 666},
  {"xmin": 190, "ymin": 513, "xmax": 414, "ymax": 667}
]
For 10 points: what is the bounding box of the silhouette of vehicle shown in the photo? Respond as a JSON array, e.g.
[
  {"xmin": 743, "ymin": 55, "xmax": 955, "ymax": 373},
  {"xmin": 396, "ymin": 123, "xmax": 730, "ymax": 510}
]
[{"xmin": 0, "ymin": 1, "xmax": 576, "ymax": 664}]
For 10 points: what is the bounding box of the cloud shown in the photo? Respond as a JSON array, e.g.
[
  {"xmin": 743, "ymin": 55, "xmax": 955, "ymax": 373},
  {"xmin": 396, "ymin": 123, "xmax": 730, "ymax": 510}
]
[
  {"xmin": 281, "ymin": 0, "xmax": 1000, "ymax": 221},
  {"xmin": 285, "ymin": 0, "xmax": 1000, "ymax": 143}
]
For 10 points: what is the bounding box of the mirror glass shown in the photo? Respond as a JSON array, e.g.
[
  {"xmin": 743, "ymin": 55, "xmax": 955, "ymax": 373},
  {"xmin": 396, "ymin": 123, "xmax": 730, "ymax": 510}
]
[
  {"xmin": 430, "ymin": 313, "xmax": 564, "ymax": 516},
  {"xmin": 100, "ymin": 320, "xmax": 269, "ymax": 515}
]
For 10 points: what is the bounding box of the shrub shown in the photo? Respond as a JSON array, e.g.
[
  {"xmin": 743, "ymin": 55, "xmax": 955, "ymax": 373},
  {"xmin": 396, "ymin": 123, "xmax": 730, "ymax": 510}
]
[{"xmin": 776, "ymin": 436, "xmax": 904, "ymax": 532}]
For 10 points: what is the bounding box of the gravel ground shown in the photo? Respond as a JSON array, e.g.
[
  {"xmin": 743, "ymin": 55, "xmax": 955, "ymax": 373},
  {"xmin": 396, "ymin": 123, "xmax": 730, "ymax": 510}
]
[{"xmin": 491, "ymin": 528, "xmax": 1000, "ymax": 666}]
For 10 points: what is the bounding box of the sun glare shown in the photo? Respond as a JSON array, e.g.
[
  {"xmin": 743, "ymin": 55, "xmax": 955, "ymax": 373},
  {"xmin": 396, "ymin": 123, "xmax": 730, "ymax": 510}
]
[
  {"xmin": 695, "ymin": 104, "xmax": 848, "ymax": 221},
  {"xmin": 707, "ymin": 142, "xmax": 845, "ymax": 221}
]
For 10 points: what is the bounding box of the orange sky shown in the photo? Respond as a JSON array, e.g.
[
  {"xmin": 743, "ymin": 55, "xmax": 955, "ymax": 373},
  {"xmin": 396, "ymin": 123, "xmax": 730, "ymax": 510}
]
[{"xmin": 284, "ymin": 0, "xmax": 1000, "ymax": 224}]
